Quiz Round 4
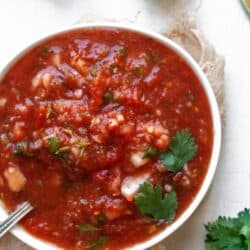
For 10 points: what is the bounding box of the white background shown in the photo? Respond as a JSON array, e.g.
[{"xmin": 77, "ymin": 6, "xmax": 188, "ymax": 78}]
[{"xmin": 0, "ymin": 0, "xmax": 250, "ymax": 249}]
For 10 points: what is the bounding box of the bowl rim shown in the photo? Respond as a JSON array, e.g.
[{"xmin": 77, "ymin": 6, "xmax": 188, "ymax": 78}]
[{"xmin": 0, "ymin": 22, "xmax": 222, "ymax": 250}]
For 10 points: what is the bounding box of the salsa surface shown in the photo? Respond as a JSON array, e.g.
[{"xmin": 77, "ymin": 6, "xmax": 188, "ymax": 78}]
[{"xmin": 0, "ymin": 28, "xmax": 213, "ymax": 249}]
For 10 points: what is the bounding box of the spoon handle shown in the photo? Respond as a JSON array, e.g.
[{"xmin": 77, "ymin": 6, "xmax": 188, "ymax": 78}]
[{"xmin": 0, "ymin": 202, "xmax": 33, "ymax": 238}]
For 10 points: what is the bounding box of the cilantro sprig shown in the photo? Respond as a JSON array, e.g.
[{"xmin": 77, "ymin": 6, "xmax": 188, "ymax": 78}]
[
  {"xmin": 205, "ymin": 209, "xmax": 250, "ymax": 250},
  {"xmin": 135, "ymin": 182, "xmax": 178, "ymax": 222},
  {"xmin": 160, "ymin": 129, "xmax": 197, "ymax": 173}
]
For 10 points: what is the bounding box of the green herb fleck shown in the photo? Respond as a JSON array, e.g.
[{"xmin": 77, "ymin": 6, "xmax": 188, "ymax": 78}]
[
  {"xmin": 109, "ymin": 63, "xmax": 119, "ymax": 74},
  {"xmin": 91, "ymin": 65, "xmax": 98, "ymax": 77},
  {"xmin": 135, "ymin": 181, "xmax": 178, "ymax": 222},
  {"xmin": 64, "ymin": 123, "xmax": 72, "ymax": 130},
  {"xmin": 75, "ymin": 141, "xmax": 88, "ymax": 165},
  {"xmin": 103, "ymin": 91, "xmax": 113, "ymax": 102},
  {"xmin": 97, "ymin": 213, "xmax": 106, "ymax": 225},
  {"xmin": 79, "ymin": 224, "xmax": 100, "ymax": 233},
  {"xmin": 187, "ymin": 91, "xmax": 195, "ymax": 102},
  {"xmin": 148, "ymin": 50, "xmax": 160, "ymax": 63},
  {"xmin": 134, "ymin": 66, "xmax": 144, "ymax": 76},
  {"xmin": 13, "ymin": 142, "xmax": 25, "ymax": 156},
  {"xmin": 86, "ymin": 236, "xmax": 109, "ymax": 249},
  {"xmin": 117, "ymin": 47, "xmax": 126, "ymax": 56},
  {"xmin": 60, "ymin": 153, "xmax": 72, "ymax": 166},
  {"xmin": 76, "ymin": 148, "xmax": 85, "ymax": 165},
  {"xmin": 205, "ymin": 208, "xmax": 250, "ymax": 250},
  {"xmin": 160, "ymin": 129, "xmax": 197, "ymax": 173},
  {"xmin": 40, "ymin": 47, "xmax": 50, "ymax": 56},
  {"xmin": 48, "ymin": 136, "xmax": 59, "ymax": 154},
  {"xmin": 143, "ymin": 148, "xmax": 158, "ymax": 159}
]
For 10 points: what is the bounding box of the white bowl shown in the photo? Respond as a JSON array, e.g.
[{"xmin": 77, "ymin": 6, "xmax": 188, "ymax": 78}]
[{"xmin": 0, "ymin": 22, "xmax": 222, "ymax": 250}]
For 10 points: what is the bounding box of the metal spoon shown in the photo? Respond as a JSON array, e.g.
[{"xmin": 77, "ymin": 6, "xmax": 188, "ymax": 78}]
[{"xmin": 0, "ymin": 202, "xmax": 33, "ymax": 238}]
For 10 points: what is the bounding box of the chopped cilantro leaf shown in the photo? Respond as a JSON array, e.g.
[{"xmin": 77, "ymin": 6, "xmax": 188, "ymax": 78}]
[
  {"xmin": 13, "ymin": 142, "xmax": 33, "ymax": 157},
  {"xmin": 97, "ymin": 213, "xmax": 106, "ymax": 225},
  {"xmin": 76, "ymin": 147, "xmax": 85, "ymax": 165},
  {"xmin": 48, "ymin": 136, "xmax": 59, "ymax": 154},
  {"xmin": 160, "ymin": 129, "xmax": 197, "ymax": 173},
  {"xmin": 64, "ymin": 123, "xmax": 72, "ymax": 130},
  {"xmin": 13, "ymin": 142, "xmax": 25, "ymax": 156},
  {"xmin": 143, "ymin": 148, "xmax": 158, "ymax": 159},
  {"xmin": 79, "ymin": 224, "xmax": 100, "ymax": 233},
  {"xmin": 40, "ymin": 47, "xmax": 50, "ymax": 56},
  {"xmin": 148, "ymin": 50, "xmax": 160, "ymax": 63},
  {"xmin": 135, "ymin": 181, "xmax": 178, "ymax": 222},
  {"xmin": 109, "ymin": 63, "xmax": 119, "ymax": 74},
  {"xmin": 118, "ymin": 47, "xmax": 126, "ymax": 56},
  {"xmin": 103, "ymin": 91, "xmax": 113, "ymax": 102},
  {"xmin": 134, "ymin": 66, "xmax": 144, "ymax": 76},
  {"xmin": 86, "ymin": 236, "xmax": 109, "ymax": 249},
  {"xmin": 205, "ymin": 209, "xmax": 250, "ymax": 250}
]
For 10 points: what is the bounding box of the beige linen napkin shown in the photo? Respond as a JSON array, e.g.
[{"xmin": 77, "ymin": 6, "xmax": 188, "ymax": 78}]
[{"xmin": 0, "ymin": 13, "xmax": 224, "ymax": 250}]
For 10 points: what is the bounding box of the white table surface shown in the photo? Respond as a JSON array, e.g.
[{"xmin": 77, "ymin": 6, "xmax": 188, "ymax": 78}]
[{"xmin": 0, "ymin": 0, "xmax": 250, "ymax": 249}]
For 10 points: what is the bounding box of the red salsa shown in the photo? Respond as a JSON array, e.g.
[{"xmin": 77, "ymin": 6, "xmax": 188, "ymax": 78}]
[{"xmin": 0, "ymin": 28, "xmax": 213, "ymax": 249}]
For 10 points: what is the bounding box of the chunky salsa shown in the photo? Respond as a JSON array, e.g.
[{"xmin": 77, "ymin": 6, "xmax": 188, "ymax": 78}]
[{"xmin": 0, "ymin": 28, "xmax": 213, "ymax": 249}]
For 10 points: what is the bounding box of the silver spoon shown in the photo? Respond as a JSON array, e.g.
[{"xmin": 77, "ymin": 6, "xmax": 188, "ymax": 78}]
[{"xmin": 0, "ymin": 202, "xmax": 33, "ymax": 238}]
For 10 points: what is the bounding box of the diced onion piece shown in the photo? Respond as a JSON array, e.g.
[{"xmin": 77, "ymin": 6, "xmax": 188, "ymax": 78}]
[
  {"xmin": 130, "ymin": 151, "xmax": 149, "ymax": 168},
  {"xmin": 116, "ymin": 114, "xmax": 125, "ymax": 123},
  {"xmin": 42, "ymin": 73, "xmax": 53, "ymax": 88},
  {"xmin": 164, "ymin": 184, "xmax": 173, "ymax": 193},
  {"xmin": 32, "ymin": 74, "xmax": 41, "ymax": 89},
  {"xmin": 90, "ymin": 117, "xmax": 101, "ymax": 127},
  {"xmin": 51, "ymin": 54, "xmax": 61, "ymax": 67},
  {"xmin": 121, "ymin": 173, "xmax": 150, "ymax": 201},
  {"xmin": 74, "ymin": 89, "xmax": 83, "ymax": 99},
  {"xmin": 0, "ymin": 98, "xmax": 7, "ymax": 110},
  {"xmin": 3, "ymin": 165, "xmax": 27, "ymax": 192}
]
